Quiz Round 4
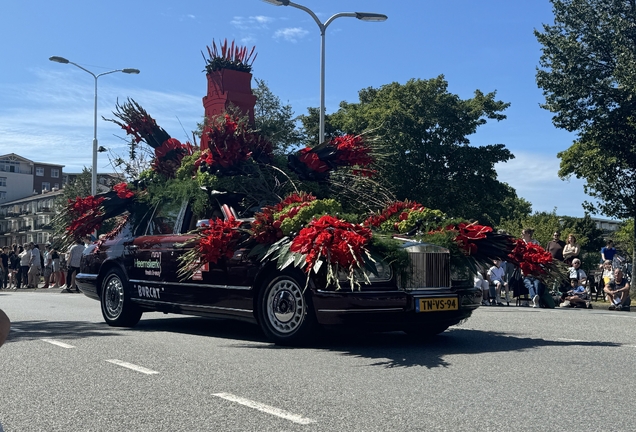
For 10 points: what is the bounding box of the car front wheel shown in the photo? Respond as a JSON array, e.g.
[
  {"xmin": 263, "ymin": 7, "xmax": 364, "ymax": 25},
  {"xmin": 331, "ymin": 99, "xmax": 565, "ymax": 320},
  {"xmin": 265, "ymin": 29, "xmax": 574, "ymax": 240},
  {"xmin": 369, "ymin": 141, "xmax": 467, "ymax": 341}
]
[
  {"xmin": 257, "ymin": 272, "xmax": 317, "ymax": 345},
  {"xmin": 100, "ymin": 268, "xmax": 142, "ymax": 327}
]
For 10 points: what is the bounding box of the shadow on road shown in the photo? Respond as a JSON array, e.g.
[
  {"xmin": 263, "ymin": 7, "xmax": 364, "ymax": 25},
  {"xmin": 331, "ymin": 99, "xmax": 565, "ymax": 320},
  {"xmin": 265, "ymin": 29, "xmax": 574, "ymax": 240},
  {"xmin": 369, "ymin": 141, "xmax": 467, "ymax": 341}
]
[
  {"xmin": 7, "ymin": 316, "xmax": 623, "ymax": 371},
  {"xmin": 308, "ymin": 328, "xmax": 622, "ymax": 369},
  {"xmin": 7, "ymin": 320, "xmax": 121, "ymax": 342},
  {"xmin": 227, "ymin": 326, "xmax": 623, "ymax": 369},
  {"xmin": 6, "ymin": 316, "xmax": 267, "ymax": 344}
]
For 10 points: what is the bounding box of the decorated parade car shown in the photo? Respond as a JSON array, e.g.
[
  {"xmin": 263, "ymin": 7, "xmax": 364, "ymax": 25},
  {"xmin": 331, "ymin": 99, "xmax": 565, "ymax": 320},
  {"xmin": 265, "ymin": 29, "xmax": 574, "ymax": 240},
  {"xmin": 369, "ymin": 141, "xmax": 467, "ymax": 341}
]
[
  {"xmin": 56, "ymin": 40, "xmax": 562, "ymax": 344},
  {"xmin": 75, "ymin": 194, "xmax": 482, "ymax": 344}
]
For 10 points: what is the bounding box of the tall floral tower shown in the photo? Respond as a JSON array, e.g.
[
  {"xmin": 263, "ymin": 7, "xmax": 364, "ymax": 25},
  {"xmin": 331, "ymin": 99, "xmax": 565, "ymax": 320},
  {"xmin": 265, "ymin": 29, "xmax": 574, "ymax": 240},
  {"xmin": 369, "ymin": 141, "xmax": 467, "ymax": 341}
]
[{"xmin": 201, "ymin": 40, "xmax": 257, "ymax": 150}]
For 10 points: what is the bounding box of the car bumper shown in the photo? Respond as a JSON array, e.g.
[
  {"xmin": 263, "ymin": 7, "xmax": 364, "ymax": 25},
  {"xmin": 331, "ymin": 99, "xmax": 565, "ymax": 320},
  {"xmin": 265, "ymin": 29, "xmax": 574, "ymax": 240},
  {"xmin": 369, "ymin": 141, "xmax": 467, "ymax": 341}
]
[
  {"xmin": 312, "ymin": 286, "xmax": 480, "ymax": 329},
  {"xmin": 76, "ymin": 273, "xmax": 99, "ymax": 301}
]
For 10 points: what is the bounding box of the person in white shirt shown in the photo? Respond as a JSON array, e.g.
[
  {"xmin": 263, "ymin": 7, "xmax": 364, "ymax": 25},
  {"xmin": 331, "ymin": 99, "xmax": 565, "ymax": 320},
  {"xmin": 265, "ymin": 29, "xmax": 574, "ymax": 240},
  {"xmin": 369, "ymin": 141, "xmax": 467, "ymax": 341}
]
[
  {"xmin": 488, "ymin": 259, "xmax": 507, "ymax": 306},
  {"xmin": 27, "ymin": 242, "xmax": 41, "ymax": 288},
  {"xmin": 17, "ymin": 245, "xmax": 29, "ymax": 289},
  {"xmin": 474, "ymin": 265, "xmax": 489, "ymax": 306},
  {"xmin": 63, "ymin": 239, "xmax": 85, "ymax": 293}
]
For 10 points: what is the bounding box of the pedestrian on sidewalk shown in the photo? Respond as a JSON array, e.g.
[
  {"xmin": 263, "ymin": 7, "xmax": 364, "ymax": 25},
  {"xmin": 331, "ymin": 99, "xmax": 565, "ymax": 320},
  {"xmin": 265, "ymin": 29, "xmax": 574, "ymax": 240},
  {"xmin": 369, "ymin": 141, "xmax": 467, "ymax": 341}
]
[
  {"xmin": 17, "ymin": 244, "xmax": 29, "ymax": 289},
  {"xmin": 27, "ymin": 242, "xmax": 41, "ymax": 288},
  {"xmin": 63, "ymin": 238, "xmax": 84, "ymax": 293},
  {"xmin": 51, "ymin": 246, "xmax": 61, "ymax": 288},
  {"xmin": 42, "ymin": 244, "xmax": 53, "ymax": 289}
]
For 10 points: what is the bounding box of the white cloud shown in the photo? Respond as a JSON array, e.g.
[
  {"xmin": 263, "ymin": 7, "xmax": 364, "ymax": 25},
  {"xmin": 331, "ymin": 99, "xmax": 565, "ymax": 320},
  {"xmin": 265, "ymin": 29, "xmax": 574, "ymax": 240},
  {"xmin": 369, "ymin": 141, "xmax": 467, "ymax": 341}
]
[
  {"xmin": 273, "ymin": 27, "xmax": 309, "ymax": 43},
  {"xmin": 231, "ymin": 15, "xmax": 274, "ymax": 30},
  {"xmin": 496, "ymin": 151, "xmax": 594, "ymax": 217},
  {"xmin": 0, "ymin": 69, "xmax": 201, "ymax": 173}
]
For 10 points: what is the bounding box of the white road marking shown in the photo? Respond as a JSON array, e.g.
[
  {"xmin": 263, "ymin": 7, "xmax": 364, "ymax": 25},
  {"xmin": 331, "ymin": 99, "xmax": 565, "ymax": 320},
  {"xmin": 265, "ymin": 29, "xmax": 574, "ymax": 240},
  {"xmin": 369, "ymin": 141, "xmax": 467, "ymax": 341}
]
[
  {"xmin": 213, "ymin": 392, "xmax": 316, "ymax": 425},
  {"xmin": 40, "ymin": 339, "xmax": 75, "ymax": 348},
  {"xmin": 105, "ymin": 359, "xmax": 159, "ymax": 375},
  {"xmin": 10, "ymin": 327, "xmax": 24, "ymax": 332}
]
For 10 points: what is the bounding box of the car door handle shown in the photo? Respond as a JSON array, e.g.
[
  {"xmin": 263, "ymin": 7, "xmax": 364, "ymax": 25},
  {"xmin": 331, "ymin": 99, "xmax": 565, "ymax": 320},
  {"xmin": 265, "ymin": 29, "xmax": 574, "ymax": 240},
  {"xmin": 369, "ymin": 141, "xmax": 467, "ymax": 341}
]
[{"xmin": 123, "ymin": 241, "xmax": 138, "ymax": 250}]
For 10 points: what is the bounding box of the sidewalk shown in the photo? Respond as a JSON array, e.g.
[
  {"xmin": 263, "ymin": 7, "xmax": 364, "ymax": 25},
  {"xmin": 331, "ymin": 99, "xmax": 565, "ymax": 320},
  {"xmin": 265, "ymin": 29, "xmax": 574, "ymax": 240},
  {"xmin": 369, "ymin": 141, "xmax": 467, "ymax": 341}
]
[{"xmin": 0, "ymin": 283, "xmax": 81, "ymax": 294}]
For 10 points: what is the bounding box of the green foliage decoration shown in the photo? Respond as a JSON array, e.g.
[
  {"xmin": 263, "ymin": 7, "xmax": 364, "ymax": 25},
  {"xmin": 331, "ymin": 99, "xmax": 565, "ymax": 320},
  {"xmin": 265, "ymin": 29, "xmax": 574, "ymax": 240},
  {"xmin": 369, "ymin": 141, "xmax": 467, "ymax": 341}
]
[
  {"xmin": 277, "ymin": 199, "xmax": 343, "ymax": 236},
  {"xmin": 366, "ymin": 235, "xmax": 411, "ymax": 283},
  {"xmin": 395, "ymin": 208, "xmax": 447, "ymax": 234}
]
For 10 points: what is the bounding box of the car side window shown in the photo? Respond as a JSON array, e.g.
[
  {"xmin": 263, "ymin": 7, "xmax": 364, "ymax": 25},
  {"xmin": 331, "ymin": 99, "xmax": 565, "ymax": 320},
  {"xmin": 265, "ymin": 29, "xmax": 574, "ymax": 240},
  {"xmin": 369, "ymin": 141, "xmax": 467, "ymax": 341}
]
[{"xmin": 146, "ymin": 200, "xmax": 184, "ymax": 235}]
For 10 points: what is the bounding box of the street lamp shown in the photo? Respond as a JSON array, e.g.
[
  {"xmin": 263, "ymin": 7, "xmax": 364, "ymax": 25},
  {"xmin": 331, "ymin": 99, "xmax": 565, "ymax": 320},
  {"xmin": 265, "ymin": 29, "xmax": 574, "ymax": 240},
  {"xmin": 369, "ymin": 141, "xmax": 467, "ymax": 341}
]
[
  {"xmin": 49, "ymin": 56, "xmax": 140, "ymax": 196},
  {"xmin": 262, "ymin": 0, "xmax": 387, "ymax": 143}
]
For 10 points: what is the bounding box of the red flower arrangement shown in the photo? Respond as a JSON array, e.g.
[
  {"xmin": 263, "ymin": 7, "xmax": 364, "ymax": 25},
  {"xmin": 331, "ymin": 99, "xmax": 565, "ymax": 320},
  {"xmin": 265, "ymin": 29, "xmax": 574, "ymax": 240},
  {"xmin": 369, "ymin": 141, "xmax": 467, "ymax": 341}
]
[
  {"xmin": 297, "ymin": 149, "xmax": 329, "ymax": 173},
  {"xmin": 251, "ymin": 193, "xmax": 316, "ymax": 244},
  {"xmin": 68, "ymin": 195, "xmax": 105, "ymax": 217},
  {"xmin": 290, "ymin": 215, "xmax": 372, "ymax": 272},
  {"xmin": 363, "ymin": 200, "xmax": 424, "ymax": 228},
  {"xmin": 508, "ymin": 239, "xmax": 554, "ymax": 277},
  {"xmin": 195, "ymin": 114, "xmax": 273, "ymax": 175},
  {"xmin": 178, "ymin": 217, "xmax": 244, "ymax": 280},
  {"xmin": 65, "ymin": 195, "xmax": 107, "ymax": 239},
  {"xmin": 288, "ymin": 134, "xmax": 375, "ymax": 181},
  {"xmin": 106, "ymin": 99, "xmax": 171, "ymax": 148},
  {"xmin": 105, "ymin": 99, "xmax": 195, "ymax": 178},
  {"xmin": 453, "ymin": 223, "xmax": 494, "ymax": 255},
  {"xmin": 112, "ymin": 183, "xmax": 135, "ymax": 200},
  {"xmin": 330, "ymin": 134, "xmax": 374, "ymax": 167},
  {"xmin": 195, "ymin": 218, "xmax": 243, "ymax": 264},
  {"xmin": 151, "ymin": 138, "xmax": 194, "ymax": 178}
]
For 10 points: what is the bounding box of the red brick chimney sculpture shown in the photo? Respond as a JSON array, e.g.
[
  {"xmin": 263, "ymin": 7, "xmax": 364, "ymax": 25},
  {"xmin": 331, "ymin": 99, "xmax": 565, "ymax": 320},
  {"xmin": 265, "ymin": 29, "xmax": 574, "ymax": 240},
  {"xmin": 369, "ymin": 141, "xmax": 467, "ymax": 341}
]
[{"xmin": 200, "ymin": 40, "xmax": 257, "ymax": 150}]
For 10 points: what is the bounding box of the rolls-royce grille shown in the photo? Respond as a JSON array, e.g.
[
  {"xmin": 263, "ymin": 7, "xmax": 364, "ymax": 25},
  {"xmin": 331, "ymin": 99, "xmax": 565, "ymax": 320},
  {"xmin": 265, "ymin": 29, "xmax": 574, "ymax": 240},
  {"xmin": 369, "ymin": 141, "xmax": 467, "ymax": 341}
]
[{"xmin": 402, "ymin": 251, "xmax": 451, "ymax": 289}]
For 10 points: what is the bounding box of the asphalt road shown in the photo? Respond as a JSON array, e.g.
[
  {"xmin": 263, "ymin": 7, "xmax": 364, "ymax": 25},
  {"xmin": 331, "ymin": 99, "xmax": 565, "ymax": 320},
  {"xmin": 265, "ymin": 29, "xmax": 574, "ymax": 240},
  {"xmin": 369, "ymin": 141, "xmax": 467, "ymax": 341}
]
[{"xmin": 1, "ymin": 289, "xmax": 634, "ymax": 432}]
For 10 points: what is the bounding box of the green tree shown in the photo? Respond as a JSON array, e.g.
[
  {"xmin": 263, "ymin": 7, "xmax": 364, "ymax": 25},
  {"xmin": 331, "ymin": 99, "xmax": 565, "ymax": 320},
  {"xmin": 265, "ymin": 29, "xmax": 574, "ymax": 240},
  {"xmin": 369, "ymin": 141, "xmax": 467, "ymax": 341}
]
[
  {"xmin": 535, "ymin": 0, "xmax": 636, "ymax": 261},
  {"xmin": 614, "ymin": 219, "xmax": 635, "ymax": 261},
  {"xmin": 298, "ymin": 107, "xmax": 342, "ymax": 146},
  {"xmin": 311, "ymin": 76, "xmax": 521, "ymax": 225},
  {"xmin": 60, "ymin": 168, "xmax": 92, "ymax": 201},
  {"xmin": 252, "ymin": 78, "xmax": 303, "ymax": 154}
]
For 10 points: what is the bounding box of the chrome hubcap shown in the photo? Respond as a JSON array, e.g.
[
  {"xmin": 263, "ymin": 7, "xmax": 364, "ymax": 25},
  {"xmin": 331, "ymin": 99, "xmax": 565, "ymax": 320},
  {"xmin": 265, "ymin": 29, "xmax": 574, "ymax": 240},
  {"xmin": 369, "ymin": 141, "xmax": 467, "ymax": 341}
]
[
  {"xmin": 104, "ymin": 276, "xmax": 124, "ymax": 319},
  {"xmin": 266, "ymin": 279, "xmax": 305, "ymax": 334}
]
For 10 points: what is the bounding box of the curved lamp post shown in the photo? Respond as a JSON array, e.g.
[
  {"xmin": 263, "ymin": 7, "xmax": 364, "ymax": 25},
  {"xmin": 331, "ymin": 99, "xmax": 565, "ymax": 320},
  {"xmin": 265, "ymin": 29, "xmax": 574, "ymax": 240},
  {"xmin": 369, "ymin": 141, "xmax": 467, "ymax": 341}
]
[
  {"xmin": 262, "ymin": 0, "xmax": 387, "ymax": 143},
  {"xmin": 49, "ymin": 56, "xmax": 140, "ymax": 196}
]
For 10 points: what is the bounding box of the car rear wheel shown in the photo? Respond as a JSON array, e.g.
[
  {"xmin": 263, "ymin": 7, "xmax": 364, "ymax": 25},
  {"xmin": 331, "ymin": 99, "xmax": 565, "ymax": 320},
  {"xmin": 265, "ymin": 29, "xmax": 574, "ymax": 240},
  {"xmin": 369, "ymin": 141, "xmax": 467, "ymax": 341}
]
[
  {"xmin": 100, "ymin": 268, "xmax": 142, "ymax": 327},
  {"xmin": 258, "ymin": 272, "xmax": 317, "ymax": 345}
]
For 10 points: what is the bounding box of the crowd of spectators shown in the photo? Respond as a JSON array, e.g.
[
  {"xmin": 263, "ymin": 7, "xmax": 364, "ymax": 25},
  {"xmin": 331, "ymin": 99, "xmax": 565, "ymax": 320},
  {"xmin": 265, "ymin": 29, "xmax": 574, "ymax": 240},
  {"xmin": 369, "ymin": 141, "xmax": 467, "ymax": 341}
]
[
  {"xmin": 474, "ymin": 228, "xmax": 631, "ymax": 312},
  {"xmin": 0, "ymin": 239, "xmax": 86, "ymax": 293}
]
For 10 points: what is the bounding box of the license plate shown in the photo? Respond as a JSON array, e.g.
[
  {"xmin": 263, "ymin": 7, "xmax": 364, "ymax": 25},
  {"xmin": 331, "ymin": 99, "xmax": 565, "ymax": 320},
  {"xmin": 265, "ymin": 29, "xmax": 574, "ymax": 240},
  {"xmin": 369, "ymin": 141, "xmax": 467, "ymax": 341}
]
[{"xmin": 416, "ymin": 297, "xmax": 458, "ymax": 312}]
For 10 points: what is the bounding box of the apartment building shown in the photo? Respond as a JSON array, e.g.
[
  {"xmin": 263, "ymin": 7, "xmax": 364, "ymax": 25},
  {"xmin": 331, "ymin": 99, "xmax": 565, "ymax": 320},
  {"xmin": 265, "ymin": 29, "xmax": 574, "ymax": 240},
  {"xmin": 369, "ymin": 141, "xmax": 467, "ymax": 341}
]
[
  {"xmin": 0, "ymin": 153, "xmax": 64, "ymax": 204},
  {"xmin": 0, "ymin": 189, "xmax": 62, "ymax": 247}
]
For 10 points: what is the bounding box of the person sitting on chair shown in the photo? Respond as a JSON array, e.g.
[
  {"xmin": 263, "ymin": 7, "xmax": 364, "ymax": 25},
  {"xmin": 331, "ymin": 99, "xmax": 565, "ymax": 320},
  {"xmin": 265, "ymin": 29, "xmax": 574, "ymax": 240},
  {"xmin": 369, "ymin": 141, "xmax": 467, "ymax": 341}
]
[
  {"xmin": 487, "ymin": 259, "xmax": 507, "ymax": 306},
  {"xmin": 474, "ymin": 265, "xmax": 490, "ymax": 306},
  {"xmin": 561, "ymin": 278, "xmax": 592, "ymax": 309},
  {"xmin": 604, "ymin": 269, "xmax": 631, "ymax": 311}
]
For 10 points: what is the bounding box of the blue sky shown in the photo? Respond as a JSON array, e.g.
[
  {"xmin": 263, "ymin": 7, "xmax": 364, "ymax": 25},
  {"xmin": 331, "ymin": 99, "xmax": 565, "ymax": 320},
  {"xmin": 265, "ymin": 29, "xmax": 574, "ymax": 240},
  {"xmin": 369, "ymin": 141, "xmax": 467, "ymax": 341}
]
[{"xmin": 0, "ymin": 0, "xmax": 596, "ymax": 217}]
